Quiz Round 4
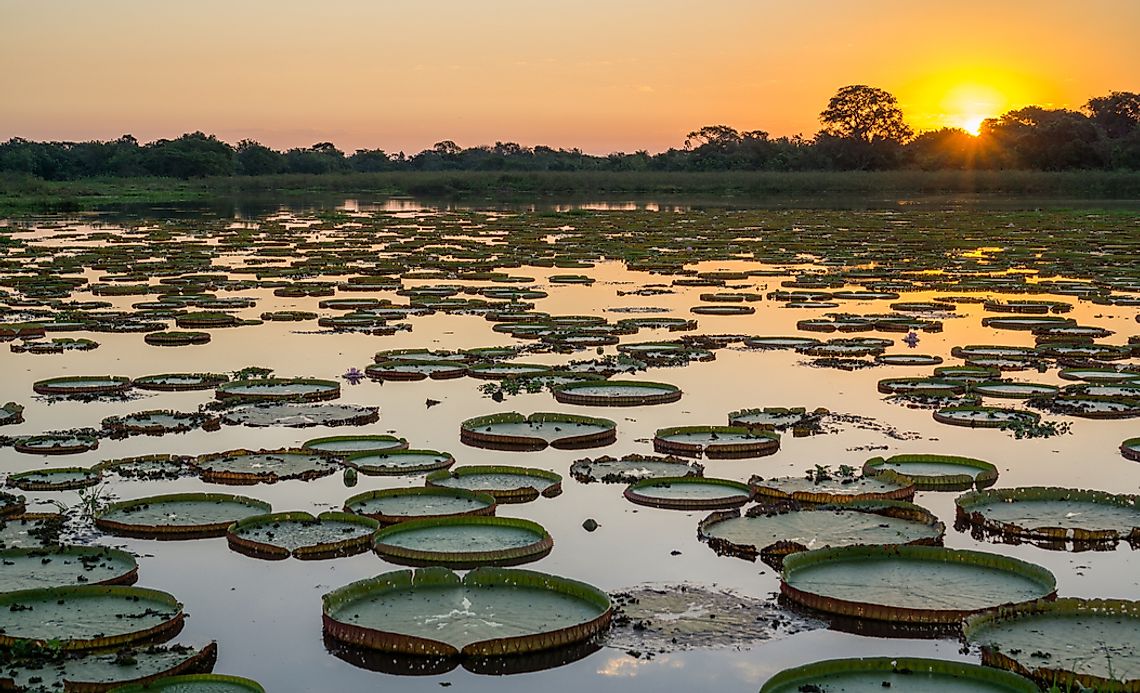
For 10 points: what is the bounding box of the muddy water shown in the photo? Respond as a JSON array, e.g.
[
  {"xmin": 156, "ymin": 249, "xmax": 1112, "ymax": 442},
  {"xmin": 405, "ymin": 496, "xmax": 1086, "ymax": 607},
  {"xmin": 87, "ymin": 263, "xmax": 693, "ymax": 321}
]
[{"xmin": 1, "ymin": 205, "xmax": 1138, "ymax": 691}]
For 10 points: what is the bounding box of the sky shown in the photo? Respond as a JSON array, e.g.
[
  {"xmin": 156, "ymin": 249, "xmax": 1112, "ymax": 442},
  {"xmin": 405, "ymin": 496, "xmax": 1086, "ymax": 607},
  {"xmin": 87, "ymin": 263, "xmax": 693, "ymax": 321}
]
[{"xmin": 2, "ymin": 0, "xmax": 1138, "ymax": 154}]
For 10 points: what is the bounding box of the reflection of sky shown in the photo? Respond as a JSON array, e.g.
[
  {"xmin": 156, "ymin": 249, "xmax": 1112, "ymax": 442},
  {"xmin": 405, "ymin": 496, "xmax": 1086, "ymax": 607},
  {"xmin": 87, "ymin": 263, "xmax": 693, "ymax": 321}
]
[{"xmin": 1, "ymin": 208, "xmax": 1139, "ymax": 692}]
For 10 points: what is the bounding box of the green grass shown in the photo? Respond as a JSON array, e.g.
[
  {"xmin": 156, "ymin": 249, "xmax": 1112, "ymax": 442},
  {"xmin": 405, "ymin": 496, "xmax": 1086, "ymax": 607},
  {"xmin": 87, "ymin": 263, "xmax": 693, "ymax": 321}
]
[{"xmin": 3, "ymin": 170, "xmax": 1140, "ymax": 214}]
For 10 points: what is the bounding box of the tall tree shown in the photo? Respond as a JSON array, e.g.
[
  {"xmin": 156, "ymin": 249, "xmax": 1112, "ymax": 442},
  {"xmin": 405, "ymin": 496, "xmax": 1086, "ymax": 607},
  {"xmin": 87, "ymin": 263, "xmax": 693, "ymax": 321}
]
[
  {"xmin": 1085, "ymin": 91, "xmax": 1140, "ymax": 138},
  {"xmin": 819, "ymin": 85, "xmax": 913, "ymax": 144}
]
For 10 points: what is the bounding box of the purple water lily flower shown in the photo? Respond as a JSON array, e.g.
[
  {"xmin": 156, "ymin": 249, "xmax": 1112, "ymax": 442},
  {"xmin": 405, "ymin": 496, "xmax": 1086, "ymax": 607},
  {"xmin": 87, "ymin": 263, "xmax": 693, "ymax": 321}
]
[{"xmin": 343, "ymin": 367, "xmax": 366, "ymax": 385}]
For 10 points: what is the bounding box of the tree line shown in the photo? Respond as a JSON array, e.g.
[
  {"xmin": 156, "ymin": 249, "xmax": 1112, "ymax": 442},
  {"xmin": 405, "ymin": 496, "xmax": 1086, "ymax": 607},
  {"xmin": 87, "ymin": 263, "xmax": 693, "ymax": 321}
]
[{"xmin": 2, "ymin": 86, "xmax": 1137, "ymax": 180}]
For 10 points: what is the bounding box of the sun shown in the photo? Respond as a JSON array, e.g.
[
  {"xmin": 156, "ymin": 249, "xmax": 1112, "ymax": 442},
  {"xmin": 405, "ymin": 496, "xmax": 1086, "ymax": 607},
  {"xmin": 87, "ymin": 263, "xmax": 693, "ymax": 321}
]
[
  {"xmin": 942, "ymin": 84, "xmax": 1007, "ymax": 135},
  {"xmin": 958, "ymin": 114, "xmax": 988, "ymax": 136}
]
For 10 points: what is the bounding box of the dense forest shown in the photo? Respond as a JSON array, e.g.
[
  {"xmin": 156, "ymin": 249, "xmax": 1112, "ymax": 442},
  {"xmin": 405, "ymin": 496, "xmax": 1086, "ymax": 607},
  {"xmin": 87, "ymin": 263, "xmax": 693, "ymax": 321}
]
[{"xmin": 2, "ymin": 86, "xmax": 1138, "ymax": 180}]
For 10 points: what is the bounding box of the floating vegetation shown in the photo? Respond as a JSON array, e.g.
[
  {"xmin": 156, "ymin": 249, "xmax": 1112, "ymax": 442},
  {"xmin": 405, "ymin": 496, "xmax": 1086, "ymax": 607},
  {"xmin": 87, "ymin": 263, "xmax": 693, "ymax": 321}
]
[
  {"xmin": 227, "ymin": 511, "xmax": 379, "ymax": 560},
  {"xmin": 875, "ymin": 353, "xmax": 944, "ymax": 366},
  {"xmin": 260, "ymin": 310, "xmax": 318, "ymax": 321},
  {"xmin": 0, "ymin": 585, "xmax": 184, "ymax": 650},
  {"xmin": 700, "ymin": 500, "xmax": 944, "ymax": 566},
  {"xmin": 373, "ymin": 516, "xmax": 552, "ymax": 568},
  {"xmin": 963, "ymin": 598, "xmax": 1140, "ymax": 691},
  {"xmin": 94, "ymin": 454, "xmax": 196, "ymax": 481},
  {"xmin": 365, "ymin": 359, "xmax": 468, "ymax": 381},
  {"xmin": 193, "ymin": 448, "xmax": 339, "ymax": 484},
  {"xmin": 970, "ymin": 381, "xmax": 1059, "ymax": 399},
  {"xmin": 749, "ymin": 472, "xmax": 915, "ymax": 504},
  {"xmin": 344, "ymin": 487, "xmax": 497, "ymax": 525},
  {"xmin": 956, "ymin": 486, "xmax": 1140, "ymax": 545},
  {"xmin": 322, "ymin": 567, "xmax": 611, "ymax": 658},
  {"xmin": 467, "ymin": 362, "xmax": 554, "ymax": 380},
  {"xmin": 102, "ymin": 409, "xmax": 219, "ymax": 436},
  {"xmin": 108, "ymin": 673, "xmax": 267, "ymax": 693},
  {"xmin": 744, "ymin": 336, "xmax": 823, "ymax": 350},
  {"xmin": 32, "ymin": 375, "xmax": 132, "ymax": 397},
  {"xmin": 569, "ymin": 454, "xmax": 703, "ymax": 484},
  {"xmin": 1123, "ymin": 436, "xmax": 1140, "ymax": 462},
  {"xmin": 302, "ymin": 434, "xmax": 408, "ymax": 455},
  {"xmin": 218, "ymin": 402, "xmax": 379, "ymax": 428},
  {"xmin": 460, "ymin": 412, "xmax": 617, "ymax": 451},
  {"xmin": 14, "ymin": 432, "xmax": 99, "ymax": 455},
  {"xmin": 878, "ymin": 377, "xmax": 965, "ymax": 396},
  {"xmin": 10, "ymin": 336, "xmax": 99, "ymax": 354},
  {"xmin": 214, "ymin": 377, "xmax": 341, "ymax": 402},
  {"xmin": 780, "ymin": 545, "xmax": 1056, "ymax": 625},
  {"xmin": 345, "ymin": 449, "xmax": 454, "ymax": 476},
  {"xmin": 760, "ymin": 657, "xmax": 1039, "ymax": 693},
  {"xmin": 726, "ymin": 407, "xmax": 821, "ymax": 433},
  {"xmin": 652, "ymin": 425, "xmax": 780, "ymax": 459},
  {"xmin": 6, "ymin": 465, "xmax": 102, "ymax": 491},
  {"xmin": 1029, "ymin": 394, "xmax": 1140, "ymax": 419},
  {"xmin": 862, "ymin": 453, "xmax": 998, "ymax": 491},
  {"xmin": 132, "ymin": 372, "xmax": 229, "ymax": 392},
  {"xmin": 0, "ymin": 641, "xmax": 219, "ymax": 692},
  {"xmin": 1058, "ymin": 367, "xmax": 1140, "ymax": 383},
  {"xmin": 96, "ymin": 493, "xmax": 271, "ymax": 539},
  {"xmin": 0, "ymin": 545, "xmax": 139, "ymax": 591},
  {"xmin": 143, "ymin": 331, "xmax": 211, "ymax": 346},
  {"xmin": 623, "ymin": 476, "xmax": 752, "ymax": 510},
  {"xmin": 552, "ymin": 380, "xmax": 682, "ymax": 406},
  {"xmin": 426, "ymin": 465, "xmax": 563, "ymax": 503},
  {"xmin": 0, "ymin": 401, "xmax": 25, "ymax": 426},
  {"xmin": 933, "ymin": 405, "xmax": 1041, "ymax": 428}
]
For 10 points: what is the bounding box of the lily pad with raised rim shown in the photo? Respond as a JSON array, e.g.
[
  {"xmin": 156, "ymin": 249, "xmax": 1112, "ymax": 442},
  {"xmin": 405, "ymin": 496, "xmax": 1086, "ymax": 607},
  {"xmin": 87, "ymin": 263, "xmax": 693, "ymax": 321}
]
[
  {"xmin": 552, "ymin": 380, "xmax": 681, "ymax": 407},
  {"xmin": 373, "ymin": 516, "xmax": 552, "ymax": 568},
  {"xmin": 32, "ymin": 375, "xmax": 132, "ymax": 397},
  {"xmin": 344, "ymin": 487, "xmax": 497, "ymax": 525},
  {"xmin": 0, "ymin": 585, "xmax": 184, "ymax": 650},
  {"xmin": 193, "ymin": 449, "xmax": 339, "ymax": 484},
  {"xmin": 0, "ymin": 545, "xmax": 139, "ymax": 591},
  {"xmin": 108, "ymin": 673, "xmax": 266, "ymax": 693},
  {"xmin": 302, "ymin": 435, "xmax": 408, "ymax": 455},
  {"xmin": 955, "ymin": 486, "xmax": 1140, "ymax": 544},
  {"xmin": 214, "ymin": 377, "xmax": 340, "ymax": 402},
  {"xmin": 14, "ymin": 433, "xmax": 100, "ymax": 455},
  {"xmin": 460, "ymin": 412, "xmax": 617, "ymax": 451},
  {"xmin": 345, "ymin": 449, "xmax": 454, "ymax": 476},
  {"xmin": 2, "ymin": 642, "xmax": 219, "ymax": 692},
  {"xmin": 132, "ymin": 373, "xmax": 229, "ymax": 392},
  {"xmin": 6, "ymin": 465, "xmax": 102, "ymax": 491},
  {"xmin": 749, "ymin": 474, "xmax": 916, "ymax": 505},
  {"xmin": 96, "ymin": 493, "xmax": 271, "ymax": 539},
  {"xmin": 653, "ymin": 426, "xmax": 780, "ymax": 459},
  {"xmin": 227, "ymin": 511, "xmax": 379, "ymax": 560},
  {"xmin": 760, "ymin": 657, "xmax": 1038, "ymax": 693},
  {"xmin": 623, "ymin": 476, "xmax": 752, "ymax": 510},
  {"xmin": 933, "ymin": 406, "xmax": 1040, "ymax": 428},
  {"xmin": 862, "ymin": 454, "xmax": 998, "ymax": 491},
  {"xmin": 426, "ymin": 466, "xmax": 562, "ymax": 503},
  {"xmin": 569, "ymin": 454, "xmax": 703, "ymax": 484}
]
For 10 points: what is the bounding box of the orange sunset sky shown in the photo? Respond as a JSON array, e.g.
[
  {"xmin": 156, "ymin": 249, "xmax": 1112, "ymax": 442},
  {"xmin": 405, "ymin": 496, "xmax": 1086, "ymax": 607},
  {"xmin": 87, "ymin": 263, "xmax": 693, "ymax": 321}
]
[{"xmin": 2, "ymin": 0, "xmax": 1138, "ymax": 154}]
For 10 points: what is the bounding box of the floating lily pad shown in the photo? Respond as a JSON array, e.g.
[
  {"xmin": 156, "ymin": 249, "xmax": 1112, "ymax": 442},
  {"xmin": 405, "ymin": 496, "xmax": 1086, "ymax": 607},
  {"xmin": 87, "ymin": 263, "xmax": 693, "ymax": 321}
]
[
  {"xmin": 467, "ymin": 362, "xmax": 553, "ymax": 380},
  {"xmin": 652, "ymin": 426, "xmax": 780, "ymax": 459},
  {"xmin": 215, "ymin": 377, "xmax": 340, "ymax": 402},
  {"xmin": 963, "ymin": 598, "xmax": 1140, "ymax": 691},
  {"xmin": 96, "ymin": 493, "xmax": 271, "ymax": 539},
  {"xmin": 780, "ymin": 545, "xmax": 1056, "ymax": 624},
  {"xmin": 0, "ymin": 512, "xmax": 61, "ymax": 548},
  {"xmin": 4, "ymin": 642, "xmax": 219, "ymax": 692},
  {"xmin": 569, "ymin": 454, "xmax": 703, "ymax": 484},
  {"xmin": 365, "ymin": 360, "xmax": 468, "ymax": 381},
  {"xmin": 744, "ymin": 336, "xmax": 823, "ymax": 350},
  {"xmin": 552, "ymin": 380, "xmax": 681, "ymax": 406},
  {"xmin": 933, "ymin": 406, "xmax": 1040, "ymax": 428},
  {"xmin": 749, "ymin": 474, "xmax": 916, "ymax": 504},
  {"xmin": 1123, "ymin": 436, "xmax": 1140, "ymax": 462},
  {"xmin": 6, "ymin": 466, "xmax": 102, "ymax": 491},
  {"xmin": 700, "ymin": 501, "xmax": 944, "ymax": 565},
  {"xmin": 344, "ymin": 487, "xmax": 497, "ymax": 525},
  {"xmin": 0, "ymin": 401, "xmax": 25, "ymax": 426},
  {"xmin": 1058, "ymin": 367, "xmax": 1140, "ymax": 383},
  {"xmin": 33, "ymin": 375, "xmax": 132, "ymax": 397},
  {"xmin": 227, "ymin": 511, "xmax": 379, "ymax": 560},
  {"xmin": 219, "ymin": 403, "xmax": 379, "ymax": 428},
  {"xmin": 874, "ymin": 353, "xmax": 944, "ymax": 366},
  {"xmin": 345, "ymin": 449, "xmax": 454, "ymax": 476},
  {"xmin": 373, "ymin": 516, "xmax": 552, "ymax": 568},
  {"xmin": 0, "ymin": 585, "xmax": 184, "ymax": 650},
  {"xmin": 0, "ymin": 545, "xmax": 139, "ymax": 591},
  {"xmin": 14, "ymin": 433, "xmax": 99, "ymax": 455},
  {"xmin": 971, "ymin": 381, "xmax": 1059, "ymax": 399},
  {"xmin": 956, "ymin": 486, "xmax": 1140, "ymax": 544},
  {"xmin": 303, "ymin": 435, "xmax": 408, "ymax": 455},
  {"xmin": 624, "ymin": 477, "xmax": 752, "ymax": 510},
  {"xmin": 460, "ymin": 412, "xmax": 617, "ymax": 451},
  {"xmin": 94, "ymin": 454, "xmax": 196, "ymax": 480},
  {"xmin": 144, "ymin": 331, "xmax": 211, "ymax": 346},
  {"xmin": 877, "ymin": 377, "xmax": 965, "ymax": 396},
  {"xmin": 863, "ymin": 454, "xmax": 998, "ymax": 491},
  {"xmin": 426, "ymin": 465, "xmax": 562, "ymax": 503},
  {"xmin": 322, "ymin": 567, "xmax": 611, "ymax": 658},
  {"xmin": 193, "ymin": 449, "xmax": 339, "ymax": 484},
  {"xmin": 760, "ymin": 657, "xmax": 1039, "ymax": 693},
  {"xmin": 102, "ymin": 410, "xmax": 219, "ymax": 435},
  {"xmin": 108, "ymin": 673, "xmax": 266, "ymax": 693},
  {"xmin": 132, "ymin": 373, "xmax": 229, "ymax": 392}
]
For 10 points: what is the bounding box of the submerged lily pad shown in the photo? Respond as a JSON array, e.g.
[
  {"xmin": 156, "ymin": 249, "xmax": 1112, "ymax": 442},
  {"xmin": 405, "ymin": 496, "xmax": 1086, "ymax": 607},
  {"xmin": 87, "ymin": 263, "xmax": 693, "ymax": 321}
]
[
  {"xmin": 862, "ymin": 453, "xmax": 999, "ymax": 491},
  {"xmin": 95, "ymin": 454, "xmax": 196, "ymax": 480},
  {"xmin": 0, "ymin": 545, "xmax": 138, "ymax": 591},
  {"xmin": 569, "ymin": 454, "xmax": 703, "ymax": 484},
  {"xmin": 653, "ymin": 426, "xmax": 780, "ymax": 459},
  {"xmin": 781, "ymin": 545, "xmax": 1056, "ymax": 624},
  {"xmin": 761, "ymin": 657, "xmax": 1038, "ymax": 693},
  {"xmin": 624, "ymin": 477, "xmax": 752, "ymax": 510},
  {"xmin": 699, "ymin": 501, "xmax": 944, "ymax": 565},
  {"xmin": 219, "ymin": 403, "xmax": 379, "ymax": 428},
  {"xmin": 96, "ymin": 493, "xmax": 271, "ymax": 539},
  {"xmin": 227, "ymin": 511, "xmax": 379, "ymax": 560},
  {"xmin": 728, "ymin": 407, "xmax": 819, "ymax": 431},
  {"xmin": 0, "ymin": 585, "xmax": 184, "ymax": 650},
  {"xmin": 955, "ymin": 486, "xmax": 1140, "ymax": 544},
  {"xmin": 322, "ymin": 567, "xmax": 611, "ymax": 657},
  {"xmin": 373, "ymin": 516, "xmax": 552, "ymax": 568},
  {"xmin": 426, "ymin": 465, "xmax": 562, "ymax": 503},
  {"xmin": 460, "ymin": 412, "xmax": 617, "ymax": 451},
  {"xmin": 964, "ymin": 598, "xmax": 1140, "ymax": 691},
  {"xmin": 344, "ymin": 487, "xmax": 497, "ymax": 525}
]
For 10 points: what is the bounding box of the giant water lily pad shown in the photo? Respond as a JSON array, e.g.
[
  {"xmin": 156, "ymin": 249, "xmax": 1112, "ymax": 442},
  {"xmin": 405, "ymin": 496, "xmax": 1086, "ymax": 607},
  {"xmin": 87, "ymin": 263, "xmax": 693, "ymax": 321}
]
[
  {"xmin": 552, "ymin": 380, "xmax": 681, "ymax": 406},
  {"xmin": 460, "ymin": 412, "xmax": 616, "ymax": 451},
  {"xmin": 426, "ymin": 465, "xmax": 562, "ymax": 503},
  {"xmin": 749, "ymin": 474, "xmax": 915, "ymax": 504},
  {"xmin": 971, "ymin": 381, "xmax": 1059, "ymax": 399},
  {"xmin": 322, "ymin": 567, "xmax": 611, "ymax": 657},
  {"xmin": 365, "ymin": 360, "xmax": 468, "ymax": 381},
  {"xmin": 0, "ymin": 401, "xmax": 25, "ymax": 426},
  {"xmin": 302, "ymin": 435, "xmax": 407, "ymax": 455},
  {"xmin": 33, "ymin": 375, "xmax": 132, "ymax": 397},
  {"xmin": 0, "ymin": 546, "xmax": 138, "ymax": 591},
  {"xmin": 373, "ymin": 516, "xmax": 552, "ymax": 568},
  {"xmin": 219, "ymin": 403, "xmax": 379, "ymax": 428},
  {"xmin": 344, "ymin": 487, "xmax": 497, "ymax": 525},
  {"xmin": 933, "ymin": 406, "xmax": 1040, "ymax": 428},
  {"xmin": 0, "ymin": 512, "xmax": 62, "ymax": 548},
  {"xmin": 6, "ymin": 465, "xmax": 102, "ymax": 491},
  {"xmin": 956, "ymin": 487, "xmax": 1140, "ymax": 544},
  {"xmin": 0, "ymin": 585, "xmax": 184, "ymax": 650},
  {"xmin": 96, "ymin": 493, "xmax": 271, "ymax": 539},
  {"xmin": 760, "ymin": 657, "xmax": 1039, "ymax": 693},
  {"xmin": 699, "ymin": 501, "xmax": 944, "ymax": 565},
  {"xmin": 108, "ymin": 673, "xmax": 266, "ymax": 692},
  {"xmin": 780, "ymin": 545, "xmax": 1056, "ymax": 624},
  {"xmin": 345, "ymin": 449, "xmax": 454, "ymax": 476},
  {"xmin": 227, "ymin": 511, "xmax": 379, "ymax": 560},
  {"xmin": 193, "ymin": 449, "xmax": 339, "ymax": 484},
  {"xmin": 862, "ymin": 454, "xmax": 998, "ymax": 491},
  {"xmin": 964, "ymin": 598, "xmax": 1140, "ymax": 691},
  {"xmin": 624, "ymin": 477, "xmax": 752, "ymax": 510},
  {"xmin": 132, "ymin": 373, "xmax": 229, "ymax": 391},
  {"xmin": 1123, "ymin": 436, "xmax": 1140, "ymax": 462},
  {"xmin": 14, "ymin": 433, "xmax": 100, "ymax": 456},
  {"xmin": 653, "ymin": 426, "xmax": 780, "ymax": 459},
  {"xmin": 727, "ymin": 407, "xmax": 818, "ymax": 431},
  {"xmin": 1, "ymin": 642, "xmax": 219, "ymax": 692},
  {"xmin": 95, "ymin": 454, "xmax": 196, "ymax": 480},
  {"xmin": 102, "ymin": 410, "xmax": 219, "ymax": 436},
  {"xmin": 215, "ymin": 378, "xmax": 340, "ymax": 402},
  {"xmin": 569, "ymin": 454, "xmax": 703, "ymax": 484}
]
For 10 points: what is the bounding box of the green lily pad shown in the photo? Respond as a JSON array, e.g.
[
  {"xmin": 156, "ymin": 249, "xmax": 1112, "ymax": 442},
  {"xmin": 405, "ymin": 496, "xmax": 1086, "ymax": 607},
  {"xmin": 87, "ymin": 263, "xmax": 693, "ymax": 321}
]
[
  {"xmin": 956, "ymin": 486, "xmax": 1140, "ymax": 543},
  {"xmin": 426, "ymin": 465, "xmax": 562, "ymax": 503},
  {"xmin": 863, "ymin": 454, "xmax": 998, "ymax": 491},
  {"xmin": 6, "ymin": 466, "xmax": 102, "ymax": 491},
  {"xmin": 3, "ymin": 642, "xmax": 218, "ymax": 692},
  {"xmin": 0, "ymin": 545, "xmax": 138, "ymax": 591},
  {"xmin": 302, "ymin": 435, "xmax": 408, "ymax": 455},
  {"xmin": 750, "ymin": 474, "xmax": 916, "ymax": 504},
  {"xmin": 624, "ymin": 477, "xmax": 752, "ymax": 510},
  {"xmin": 460, "ymin": 412, "xmax": 617, "ymax": 451},
  {"xmin": 761, "ymin": 657, "xmax": 1038, "ymax": 692},
  {"xmin": 96, "ymin": 493, "xmax": 271, "ymax": 539},
  {"xmin": 227, "ymin": 511, "xmax": 379, "ymax": 560},
  {"xmin": 569, "ymin": 454, "xmax": 703, "ymax": 484},
  {"xmin": 373, "ymin": 516, "xmax": 552, "ymax": 568},
  {"xmin": 108, "ymin": 673, "xmax": 266, "ymax": 692},
  {"xmin": 193, "ymin": 449, "xmax": 339, "ymax": 484},
  {"xmin": 552, "ymin": 380, "xmax": 682, "ymax": 406},
  {"xmin": 0, "ymin": 585, "xmax": 184, "ymax": 650},
  {"xmin": 345, "ymin": 449, "xmax": 454, "ymax": 475},
  {"xmin": 653, "ymin": 426, "xmax": 780, "ymax": 459},
  {"xmin": 344, "ymin": 487, "xmax": 497, "ymax": 525}
]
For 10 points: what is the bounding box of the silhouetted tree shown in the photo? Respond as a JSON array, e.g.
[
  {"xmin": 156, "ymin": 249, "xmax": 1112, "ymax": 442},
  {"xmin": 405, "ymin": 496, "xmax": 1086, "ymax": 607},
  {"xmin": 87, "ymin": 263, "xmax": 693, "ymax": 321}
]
[
  {"xmin": 143, "ymin": 132, "xmax": 233, "ymax": 178},
  {"xmin": 235, "ymin": 140, "xmax": 282, "ymax": 175},
  {"xmin": 981, "ymin": 107, "xmax": 1109, "ymax": 169},
  {"xmin": 1085, "ymin": 91, "xmax": 1140, "ymax": 139},
  {"xmin": 819, "ymin": 85, "xmax": 913, "ymax": 144}
]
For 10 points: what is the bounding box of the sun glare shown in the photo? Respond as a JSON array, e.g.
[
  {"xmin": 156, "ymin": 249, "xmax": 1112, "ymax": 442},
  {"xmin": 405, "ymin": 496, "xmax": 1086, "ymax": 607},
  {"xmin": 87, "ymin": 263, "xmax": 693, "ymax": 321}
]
[
  {"xmin": 959, "ymin": 114, "xmax": 987, "ymax": 136},
  {"xmin": 942, "ymin": 84, "xmax": 1006, "ymax": 135}
]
